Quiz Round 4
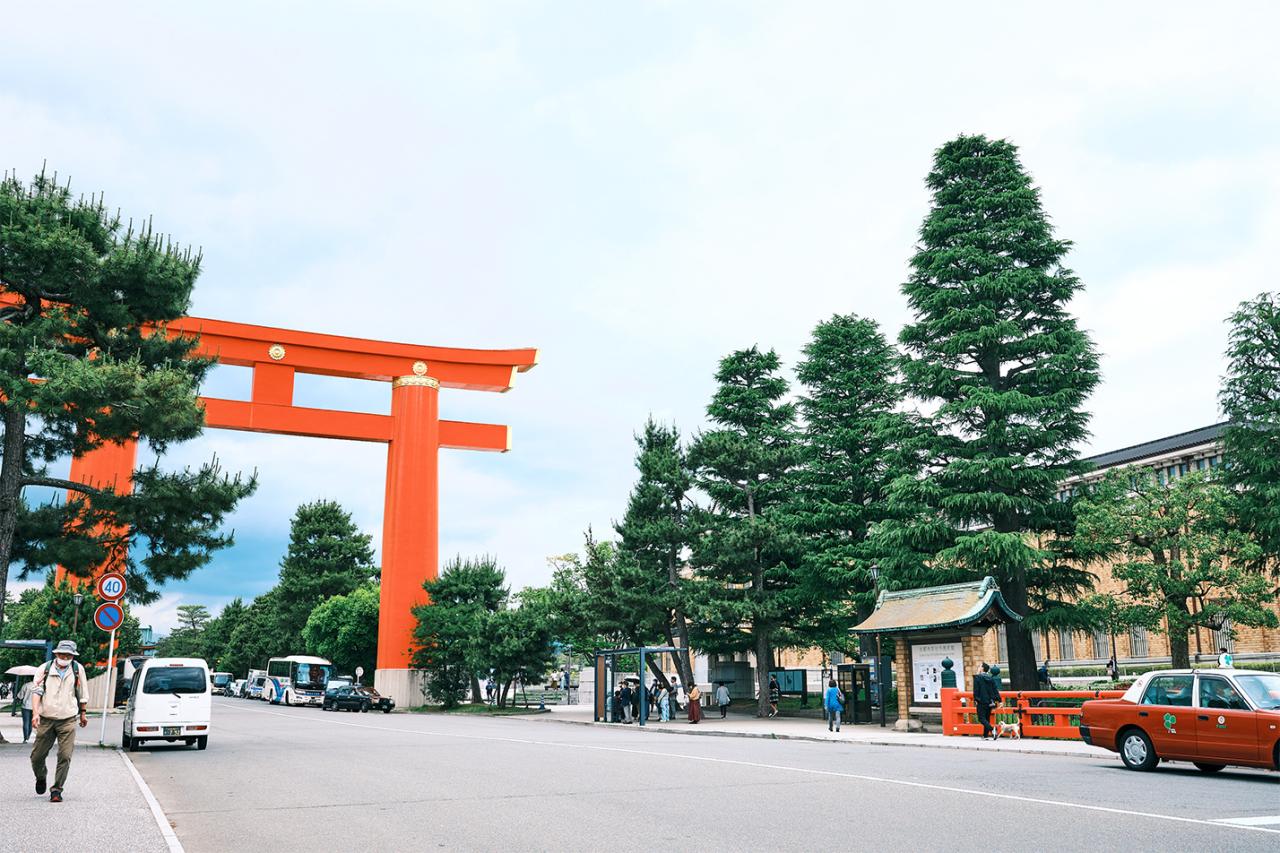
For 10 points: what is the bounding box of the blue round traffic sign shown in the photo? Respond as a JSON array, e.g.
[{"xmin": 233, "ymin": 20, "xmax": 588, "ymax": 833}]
[{"xmin": 94, "ymin": 602, "xmax": 124, "ymax": 632}]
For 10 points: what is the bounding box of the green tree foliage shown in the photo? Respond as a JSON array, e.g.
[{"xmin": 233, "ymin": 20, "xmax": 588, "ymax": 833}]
[
  {"xmin": 883, "ymin": 135, "xmax": 1101, "ymax": 690},
  {"xmin": 219, "ymin": 588, "xmax": 290, "ymax": 677},
  {"xmin": 689, "ymin": 347, "xmax": 803, "ymax": 716},
  {"xmin": 614, "ymin": 419, "xmax": 696, "ymax": 686},
  {"xmin": 209, "ymin": 500, "xmax": 376, "ymax": 676},
  {"xmin": 0, "ymin": 171, "xmax": 257, "ymax": 627},
  {"xmin": 302, "ymin": 582, "xmax": 379, "ymax": 679},
  {"xmin": 198, "ymin": 597, "xmax": 246, "ymax": 671},
  {"xmin": 789, "ymin": 314, "xmax": 917, "ymax": 651},
  {"xmin": 176, "ymin": 604, "xmax": 211, "ymax": 631},
  {"xmin": 1220, "ymin": 291, "xmax": 1280, "ymax": 567},
  {"xmin": 1074, "ymin": 469, "xmax": 1278, "ymax": 669},
  {"xmin": 484, "ymin": 591, "xmax": 556, "ymax": 707},
  {"xmin": 412, "ymin": 556, "xmax": 555, "ymax": 708},
  {"xmin": 275, "ymin": 500, "xmax": 377, "ymax": 649},
  {"xmin": 0, "ymin": 577, "xmax": 141, "ymax": 678},
  {"xmin": 412, "ymin": 556, "xmax": 507, "ymax": 707}
]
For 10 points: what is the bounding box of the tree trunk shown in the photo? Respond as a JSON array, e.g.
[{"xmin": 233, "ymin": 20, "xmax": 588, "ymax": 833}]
[
  {"xmin": 1168, "ymin": 599, "xmax": 1192, "ymax": 670},
  {"xmin": 1002, "ymin": 571, "xmax": 1039, "ymax": 691},
  {"xmin": 0, "ymin": 403, "xmax": 28, "ymax": 633},
  {"xmin": 667, "ymin": 549, "xmax": 695, "ymax": 688},
  {"xmin": 754, "ymin": 627, "xmax": 771, "ymax": 717},
  {"xmin": 470, "ymin": 674, "xmax": 483, "ymax": 704}
]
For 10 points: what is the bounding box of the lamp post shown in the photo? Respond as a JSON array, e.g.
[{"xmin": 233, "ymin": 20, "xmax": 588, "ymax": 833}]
[
  {"xmin": 72, "ymin": 593, "xmax": 84, "ymax": 635},
  {"xmin": 869, "ymin": 564, "xmax": 886, "ymax": 728}
]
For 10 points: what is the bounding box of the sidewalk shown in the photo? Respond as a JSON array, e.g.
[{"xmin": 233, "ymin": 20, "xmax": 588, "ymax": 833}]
[
  {"xmin": 0, "ymin": 715, "xmax": 175, "ymax": 853},
  {"xmin": 514, "ymin": 704, "xmax": 1119, "ymax": 760}
]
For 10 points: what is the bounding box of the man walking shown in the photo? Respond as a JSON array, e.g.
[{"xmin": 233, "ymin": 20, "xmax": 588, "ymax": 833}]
[
  {"xmin": 974, "ymin": 663, "xmax": 1000, "ymax": 741},
  {"xmin": 714, "ymin": 682, "xmax": 731, "ymax": 719},
  {"xmin": 30, "ymin": 640, "xmax": 90, "ymax": 802},
  {"xmin": 620, "ymin": 682, "xmax": 634, "ymax": 723}
]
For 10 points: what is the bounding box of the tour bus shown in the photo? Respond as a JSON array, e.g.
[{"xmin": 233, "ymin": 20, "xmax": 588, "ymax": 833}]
[
  {"xmin": 122, "ymin": 657, "xmax": 212, "ymax": 751},
  {"xmin": 263, "ymin": 655, "xmax": 334, "ymax": 706},
  {"xmin": 210, "ymin": 671, "xmax": 234, "ymax": 695}
]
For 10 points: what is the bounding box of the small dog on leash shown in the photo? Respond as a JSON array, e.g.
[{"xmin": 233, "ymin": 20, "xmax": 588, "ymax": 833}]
[{"xmin": 994, "ymin": 721, "xmax": 1021, "ymax": 740}]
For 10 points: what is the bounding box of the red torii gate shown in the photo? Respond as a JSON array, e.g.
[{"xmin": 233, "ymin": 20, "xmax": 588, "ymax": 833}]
[{"xmin": 60, "ymin": 310, "xmax": 536, "ymax": 694}]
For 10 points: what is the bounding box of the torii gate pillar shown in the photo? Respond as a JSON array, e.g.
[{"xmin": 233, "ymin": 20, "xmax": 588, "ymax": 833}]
[{"xmin": 376, "ymin": 374, "xmax": 440, "ymax": 698}]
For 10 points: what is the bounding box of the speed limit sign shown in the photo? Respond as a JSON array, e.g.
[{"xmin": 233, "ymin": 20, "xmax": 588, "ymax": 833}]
[{"xmin": 95, "ymin": 572, "xmax": 127, "ymax": 601}]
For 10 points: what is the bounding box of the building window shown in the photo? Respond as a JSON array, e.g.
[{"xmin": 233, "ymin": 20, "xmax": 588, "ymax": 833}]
[
  {"xmin": 1059, "ymin": 631, "xmax": 1075, "ymax": 661},
  {"xmin": 1092, "ymin": 628, "xmax": 1111, "ymax": 659},
  {"xmin": 1032, "ymin": 631, "xmax": 1042, "ymax": 660},
  {"xmin": 997, "ymin": 624, "xmax": 1008, "ymax": 662},
  {"xmin": 1130, "ymin": 627, "xmax": 1150, "ymax": 658}
]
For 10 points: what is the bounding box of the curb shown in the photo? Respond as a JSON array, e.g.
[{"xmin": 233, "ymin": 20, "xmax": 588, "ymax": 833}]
[
  {"xmin": 119, "ymin": 748, "xmax": 185, "ymax": 853},
  {"xmin": 511, "ymin": 715, "xmax": 1111, "ymax": 760}
]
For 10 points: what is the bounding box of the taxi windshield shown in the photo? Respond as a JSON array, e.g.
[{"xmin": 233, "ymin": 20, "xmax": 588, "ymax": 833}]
[{"xmin": 1234, "ymin": 673, "xmax": 1280, "ymax": 710}]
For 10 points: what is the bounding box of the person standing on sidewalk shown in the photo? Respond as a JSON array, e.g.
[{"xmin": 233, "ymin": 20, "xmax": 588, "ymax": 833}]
[
  {"xmin": 974, "ymin": 663, "xmax": 999, "ymax": 741},
  {"xmin": 657, "ymin": 683, "xmax": 671, "ymax": 722},
  {"xmin": 687, "ymin": 683, "xmax": 702, "ymax": 724},
  {"xmin": 714, "ymin": 682, "xmax": 731, "ymax": 719},
  {"xmin": 18, "ymin": 678, "xmax": 36, "ymax": 743},
  {"xmin": 619, "ymin": 682, "xmax": 634, "ymax": 723},
  {"xmin": 824, "ymin": 679, "xmax": 844, "ymax": 732},
  {"xmin": 767, "ymin": 675, "xmax": 781, "ymax": 718},
  {"xmin": 30, "ymin": 641, "xmax": 90, "ymax": 803}
]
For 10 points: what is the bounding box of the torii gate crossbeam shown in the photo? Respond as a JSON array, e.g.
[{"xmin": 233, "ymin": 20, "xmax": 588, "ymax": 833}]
[{"xmin": 58, "ymin": 310, "xmax": 536, "ymax": 702}]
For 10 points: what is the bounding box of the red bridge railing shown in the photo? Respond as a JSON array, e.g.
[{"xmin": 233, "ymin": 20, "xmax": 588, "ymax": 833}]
[{"xmin": 940, "ymin": 686, "xmax": 1126, "ymax": 739}]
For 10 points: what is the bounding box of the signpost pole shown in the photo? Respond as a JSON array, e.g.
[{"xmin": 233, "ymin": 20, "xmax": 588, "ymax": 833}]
[{"xmin": 99, "ymin": 626, "xmax": 117, "ymax": 746}]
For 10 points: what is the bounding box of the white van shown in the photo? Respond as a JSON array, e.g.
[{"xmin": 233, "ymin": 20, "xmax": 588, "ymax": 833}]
[{"xmin": 122, "ymin": 657, "xmax": 212, "ymax": 751}]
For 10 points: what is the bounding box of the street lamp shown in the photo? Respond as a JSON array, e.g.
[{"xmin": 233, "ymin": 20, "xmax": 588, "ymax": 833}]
[
  {"xmin": 72, "ymin": 593, "xmax": 84, "ymax": 635},
  {"xmin": 869, "ymin": 564, "xmax": 886, "ymax": 728}
]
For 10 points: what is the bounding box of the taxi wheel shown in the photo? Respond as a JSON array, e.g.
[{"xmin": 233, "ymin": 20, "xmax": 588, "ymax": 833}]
[
  {"xmin": 1193, "ymin": 763, "xmax": 1225, "ymax": 773},
  {"xmin": 1119, "ymin": 729, "xmax": 1158, "ymax": 771}
]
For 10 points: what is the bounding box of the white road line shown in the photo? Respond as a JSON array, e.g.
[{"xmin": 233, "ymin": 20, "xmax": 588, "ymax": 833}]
[
  {"xmin": 1214, "ymin": 816, "xmax": 1280, "ymax": 827},
  {"xmin": 119, "ymin": 749, "xmax": 185, "ymax": 853},
  {"xmin": 216, "ymin": 702, "xmax": 1280, "ymax": 836}
]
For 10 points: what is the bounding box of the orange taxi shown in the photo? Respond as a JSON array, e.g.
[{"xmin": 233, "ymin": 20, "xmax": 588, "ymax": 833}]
[{"xmin": 1080, "ymin": 668, "xmax": 1280, "ymax": 773}]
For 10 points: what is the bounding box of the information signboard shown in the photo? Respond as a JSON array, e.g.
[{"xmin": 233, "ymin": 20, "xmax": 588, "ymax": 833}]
[{"xmin": 910, "ymin": 641, "xmax": 963, "ymax": 703}]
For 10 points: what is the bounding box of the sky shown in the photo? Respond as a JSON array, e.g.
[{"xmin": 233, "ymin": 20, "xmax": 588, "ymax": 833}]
[{"xmin": 4, "ymin": 2, "xmax": 1279, "ymax": 635}]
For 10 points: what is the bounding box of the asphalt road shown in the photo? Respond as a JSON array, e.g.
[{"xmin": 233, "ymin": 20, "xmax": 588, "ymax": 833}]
[{"xmin": 127, "ymin": 698, "xmax": 1279, "ymax": 853}]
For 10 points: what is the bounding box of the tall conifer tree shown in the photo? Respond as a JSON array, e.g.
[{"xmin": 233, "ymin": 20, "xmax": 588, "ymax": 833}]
[
  {"xmin": 615, "ymin": 418, "xmax": 695, "ymax": 686},
  {"xmin": 1220, "ymin": 291, "xmax": 1280, "ymax": 568},
  {"xmin": 790, "ymin": 314, "xmax": 917, "ymax": 650},
  {"xmin": 890, "ymin": 135, "xmax": 1100, "ymax": 690},
  {"xmin": 689, "ymin": 347, "xmax": 802, "ymax": 716}
]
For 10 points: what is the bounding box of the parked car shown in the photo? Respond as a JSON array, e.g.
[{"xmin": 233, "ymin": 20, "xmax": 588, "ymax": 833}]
[
  {"xmin": 323, "ymin": 685, "xmax": 370, "ymax": 712},
  {"xmin": 356, "ymin": 686, "xmax": 395, "ymax": 714},
  {"xmin": 228, "ymin": 679, "xmax": 247, "ymax": 698},
  {"xmin": 122, "ymin": 657, "xmax": 212, "ymax": 751},
  {"xmin": 1081, "ymin": 668, "xmax": 1280, "ymax": 773}
]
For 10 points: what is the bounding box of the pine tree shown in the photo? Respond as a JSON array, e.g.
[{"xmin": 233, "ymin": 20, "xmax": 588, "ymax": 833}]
[
  {"xmin": 614, "ymin": 418, "xmax": 696, "ymax": 686},
  {"xmin": 1220, "ymin": 291, "xmax": 1280, "ymax": 567},
  {"xmin": 199, "ymin": 597, "xmax": 246, "ymax": 671},
  {"xmin": 412, "ymin": 556, "xmax": 508, "ymax": 707},
  {"xmin": 789, "ymin": 314, "xmax": 917, "ymax": 652},
  {"xmin": 0, "ymin": 170, "xmax": 256, "ymax": 628},
  {"xmin": 275, "ymin": 500, "xmax": 376, "ymax": 649},
  {"xmin": 890, "ymin": 135, "xmax": 1101, "ymax": 690},
  {"xmin": 689, "ymin": 347, "xmax": 803, "ymax": 716}
]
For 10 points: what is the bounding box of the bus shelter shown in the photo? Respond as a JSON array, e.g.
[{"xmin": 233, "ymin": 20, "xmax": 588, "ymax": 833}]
[{"xmin": 592, "ymin": 646, "xmax": 682, "ymax": 727}]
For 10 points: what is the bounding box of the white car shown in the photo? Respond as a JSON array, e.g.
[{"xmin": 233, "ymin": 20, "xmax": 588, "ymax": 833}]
[{"xmin": 122, "ymin": 657, "xmax": 212, "ymax": 751}]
